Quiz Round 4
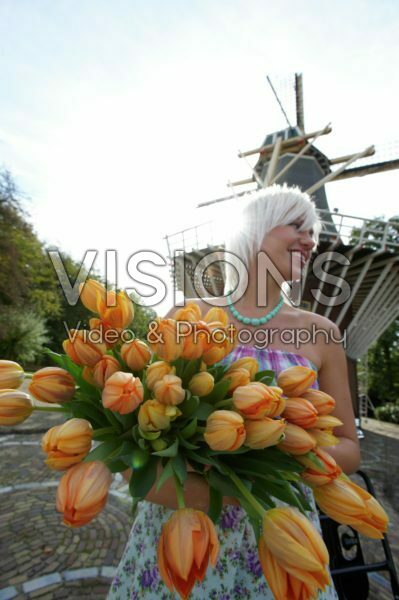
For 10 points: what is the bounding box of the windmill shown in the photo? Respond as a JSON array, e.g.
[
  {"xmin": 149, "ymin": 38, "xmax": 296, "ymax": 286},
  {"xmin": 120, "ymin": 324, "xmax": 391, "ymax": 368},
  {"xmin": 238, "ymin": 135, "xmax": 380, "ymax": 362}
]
[{"xmin": 165, "ymin": 73, "xmax": 399, "ymax": 408}]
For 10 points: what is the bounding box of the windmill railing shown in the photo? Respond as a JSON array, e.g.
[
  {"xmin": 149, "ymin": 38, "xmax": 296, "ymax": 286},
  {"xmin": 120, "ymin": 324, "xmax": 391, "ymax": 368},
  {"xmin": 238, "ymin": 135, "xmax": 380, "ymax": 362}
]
[{"xmin": 165, "ymin": 210, "xmax": 399, "ymax": 260}]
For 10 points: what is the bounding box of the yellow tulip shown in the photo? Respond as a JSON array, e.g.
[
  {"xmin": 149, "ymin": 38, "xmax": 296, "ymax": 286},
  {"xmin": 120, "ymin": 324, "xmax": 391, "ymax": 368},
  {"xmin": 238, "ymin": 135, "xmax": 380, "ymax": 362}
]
[
  {"xmin": 222, "ymin": 367, "xmax": 251, "ymax": 394},
  {"xmin": 157, "ymin": 508, "xmax": 219, "ymax": 599},
  {"xmin": 78, "ymin": 279, "xmax": 107, "ymax": 314},
  {"xmin": 145, "ymin": 361, "xmax": 175, "ymax": 391},
  {"xmin": 41, "ymin": 418, "xmax": 93, "ymax": 470},
  {"xmin": 188, "ymin": 372, "xmax": 214, "ymax": 397},
  {"xmin": 244, "ymin": 417, "xmax": 286, "ymax": 449},
  {"xmin": 314, "ymin": 415, "xmax": 343, "ymax": 429},
  {"xmin": 0, "ymin": 360, "xmax": 24, "ymax": 389},
  {"xmin": 314, "ymin": 476, "xmax": 389, "ymax": 539},
  {"xmin": 147, "ymin": 318, "xmax": 183, "ymax": 362},
  {"xmin": 29, "ymin": 367, "xmax": 76, "ymax": 404},
  {"xmin": 0, "ymin": 389, "xmax": 33, "ymax": 425},
  {"xmin": 277, "ymin": 366, "xmax": 317, "ymax": 397},
  {"xmin": 282, "ymin": 397, "xmax": 319, "ymax": 429},
  {"xmin": 180, "ymin": 321, "xmax": 212, "ymax": 360},
  {"xmin": 301, "ymin": 389, "xmax": 335, "ymax": 416},
  {"xmin": 308, "ymin": 428, "xmax": 340, "ymax": 447},
  {"xmin": 203, "ymin": 306, "xmax": 229, "ymax": 326},
  {"xmin": 56, "ymin": 460, "xmax": 112, "ymax": 527},
  {"xmin": 138, "ymin": 399, "xmax": 181, "ymax": 432},
  {"xmin": 63, "ymin": 330, "xmax": 107, "ymax": 367},
  {"xmin": 232, "ymin": 382, "xmax": 284, "ymax": 420},
  {"xmin": 226, "ymin": 356, "xmax": 259, "ymax": 380},
  {"xmin": 172, "ymin": 302, "xmax": 202, "ymax": 322},
  {"xmin": 121, "ymin": 339, "xmax": 152, "ymax": 371},
  {"xmin": 258, "ymin": 507, "xmax": 330, "ymax": 600},
  {"xmin": 204, "ymin": 410, "xmax": 246, "ymax": 451},
  {"xmin": 277, "ymin": 423, "xmax": 316, "ymax": 455},
  {"xmin": 296, "ymin": 447, "xmax": 342, "ymax": 487},
  {"xmin": 102, "ymin": 371, "xmax": 144, "ymax": 414},
  {"xmin": 153, "ymin": 374, "xmax": 185, "ymax": 406}
]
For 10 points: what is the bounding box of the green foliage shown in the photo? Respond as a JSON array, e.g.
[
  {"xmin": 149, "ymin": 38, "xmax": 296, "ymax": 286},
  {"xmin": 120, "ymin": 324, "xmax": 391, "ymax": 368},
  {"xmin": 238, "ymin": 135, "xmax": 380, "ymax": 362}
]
[
  {"xmin": 366, "ymin": 318, "xmax": 399, "ymax": 406},
  {"xmin": 374, "ymin": 403, "xmax": 399, "ymax": 425},
  {"xmin": 0, "ymin": 305, "xmax": 49, "ymax": 364}
]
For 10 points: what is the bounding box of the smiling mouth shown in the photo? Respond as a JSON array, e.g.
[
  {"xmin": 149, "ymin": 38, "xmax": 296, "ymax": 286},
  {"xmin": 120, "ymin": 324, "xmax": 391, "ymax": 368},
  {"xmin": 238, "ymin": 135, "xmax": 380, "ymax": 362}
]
[{"xmin": 289, "ymin": 250, "xmax": 310, "ymax": 267}]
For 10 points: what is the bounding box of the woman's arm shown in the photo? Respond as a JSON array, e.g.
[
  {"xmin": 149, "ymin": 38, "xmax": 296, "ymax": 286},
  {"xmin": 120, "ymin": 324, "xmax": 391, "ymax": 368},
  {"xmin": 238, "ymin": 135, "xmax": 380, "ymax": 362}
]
[
  {"xmin": 121, "ymin": 466, "xmax": 239, "ymax": 511},
  {"xmin": 317, "ymin": 321, "xmax": 361, "ymax": 475}
]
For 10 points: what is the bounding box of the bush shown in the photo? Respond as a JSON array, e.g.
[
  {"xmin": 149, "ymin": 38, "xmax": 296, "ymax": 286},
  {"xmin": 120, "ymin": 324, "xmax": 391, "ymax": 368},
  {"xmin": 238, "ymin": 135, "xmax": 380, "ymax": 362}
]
[
  {"xmin": 374, "ymin": 403, "xmax": 399, "ymax": 425},
  {"xmin": 0, "ymin": 305, "xmax": 50, "ymax": 365}
]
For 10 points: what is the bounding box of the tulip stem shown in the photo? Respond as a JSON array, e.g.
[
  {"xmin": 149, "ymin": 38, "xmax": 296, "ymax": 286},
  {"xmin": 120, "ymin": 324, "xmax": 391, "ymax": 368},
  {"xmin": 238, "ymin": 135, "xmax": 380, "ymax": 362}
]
[
  {"xmin": 93, "ymin": 426, "xmax": 117, "ymax": 439},
  {"xmin": 33, "ymin": 405, "xmax": 72, "ymax": 413},
  {"xmin": 173, "ymin": 474, "xmax": 186, "ymax": 509},
  {"xmin": 25, "ymin": 373, "xmax": 34, "ymax": 378},
  {"xmin": 223, "ymin": 466, "xmax": 265, "ymax": 518},
  {"xmin": 214, "ymin": 399, "xmax": 233, "ymax": 409}
]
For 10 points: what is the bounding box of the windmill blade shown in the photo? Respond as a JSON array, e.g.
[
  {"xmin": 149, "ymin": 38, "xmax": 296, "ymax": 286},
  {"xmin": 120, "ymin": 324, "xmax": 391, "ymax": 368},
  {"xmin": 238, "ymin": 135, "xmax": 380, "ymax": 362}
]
[{"xmin": 331, "ymin": 141, "xmax": 399, "ymax": 181}]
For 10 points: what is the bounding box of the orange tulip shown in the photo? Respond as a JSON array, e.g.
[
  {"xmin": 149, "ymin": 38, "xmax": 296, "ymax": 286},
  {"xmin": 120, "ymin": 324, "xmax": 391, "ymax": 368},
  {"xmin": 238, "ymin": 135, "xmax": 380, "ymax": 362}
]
[
  {"xmin": 202, "ymin": 321, "xmax": 236, "ymax": 365},
  {"xmin": 258, "ymin": 507, "xmax": 330, "ymax": 600},
  {"xmin": 301, "ymin": 389, "xmax": 335, "ymax": 415},
  {"xmin": 180, "ymin": 321, "xmax": 212, "ymax": 360},
  {"xmin": 145, "ymin": 361, "xmax": 175, "ymax": 391},
  {"xmin": 89, "ymin": 317, "xmax": 121, "ymax": 349},
  {"xmin": 244, "ymin": 417, "xmax": 286, "ymax": 449},
  {"xmin": 267, "ymin": 387, "xmax": 287, "ymax": 418},
  {"xmin": 147, "ymin": 318, "xmax": 183, "ymax": 362},
  {"xmin": 314, "ymin": 476, "xmax": 389, "ymax": 539},
  {"xmin": 282, "ymin": 397, "xmax": 318, "ymax": 429},
  {"xmin": 56, "ymin": 460, "xmax": 112, "ymax": 527},
  {"xmin": 277, "ymin": 423, "xmax": 316, "ymax": 455},
  {"xmin": 172, "ymin": 302, "xmax": 202, "ymax": 322},
  {"xmin": 97, "ymin": 289, "xmax": 134, "ymax": 330},
  {"xmin": 102, "ymin": 371, "xmax": 144, "ymax": 414},
  {"xmin": 121, "ymin": 339, "xmax": 152, "ymax": 371},
  {"xmin": 296, "ymin": 447, "xmax": 342, "ymax": 487},
  {"xmin": 222, "ymin": 367, "xmax": 251, "ymax": 393},
  {"xmin": 79, "ymin": 279, "xmax": 107, "ymax": 314},
  {"xmin": 277, "ymin": 366, "xmax": 317, "ymax": 397},
  {"xmin": 202, "ymin": 345, "xmax": 226, "ymax": 366},
  {"xmin": 0, "ymin": 360, "xmax": 24, "ymax": 389},
  {"xmin": 188, "ymin": 372, "xmax": 214, "ymax": 397},
  {"xmin": 204, "ymin": 410, "xmax": 246, "ymax": 451},
  {"xmin": 153, "ymin": 374, "xmax": 185, "ymax": 406},
  {"xmin": 91, "ymin": 355, "xmax": 121, "ymax": 388},
  {"xmin": 226, "ymin": 356, "xmax": 259, "ymax": 380},
  {"xmin": 203, "ymin": 306, "xmax": 229, "ymax": 326},
  {"xmin": 138, "ymin": 399, "xmax": 181, "ymax": 432},
  {"xmin": 314, "ymin": 415, "xmax": 343, "ymax": 429},
  {"xmin": 63, "ymin": 330, "xmax": 107, "ymax": 367},
  {"xmin": 232, "ymin": 382, "xmax": 284, "ymax": 420},
  {"xmin": 157, "ymin": 508, "xmax": 220, "ymax": 599},
  {"xmin": 42, "ymin": 418, "xmax": 93, "ymax": 469},
  {"xmin": 0, "ymin": 389, "xmax": 33, "ymax": 425},
  {"xmin": 29, "ymin": 367, "xmax": 76, "ymax": 404}
]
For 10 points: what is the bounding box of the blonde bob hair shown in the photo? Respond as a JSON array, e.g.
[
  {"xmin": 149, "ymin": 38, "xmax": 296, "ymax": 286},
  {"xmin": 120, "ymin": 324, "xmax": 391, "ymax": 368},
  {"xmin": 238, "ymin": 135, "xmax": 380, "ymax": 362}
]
[{"xmin": 222, "ymin": 184, "xmax": 321, "ymax": 295}]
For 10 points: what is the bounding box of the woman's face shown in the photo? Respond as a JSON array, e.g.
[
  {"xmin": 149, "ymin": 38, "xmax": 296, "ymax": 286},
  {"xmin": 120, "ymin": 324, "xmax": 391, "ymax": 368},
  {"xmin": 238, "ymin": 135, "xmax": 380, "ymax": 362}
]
[{"xmin": 259, "ymin": 218, "xmax": 316, "ymax": 281}]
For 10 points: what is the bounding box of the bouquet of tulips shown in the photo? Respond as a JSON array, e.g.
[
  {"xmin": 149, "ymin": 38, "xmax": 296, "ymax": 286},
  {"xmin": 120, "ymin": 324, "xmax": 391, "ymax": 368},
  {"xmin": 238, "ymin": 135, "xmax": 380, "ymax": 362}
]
[{"xmin": 0, "ymin": 279, "xmax": 389, "ymax": 600}]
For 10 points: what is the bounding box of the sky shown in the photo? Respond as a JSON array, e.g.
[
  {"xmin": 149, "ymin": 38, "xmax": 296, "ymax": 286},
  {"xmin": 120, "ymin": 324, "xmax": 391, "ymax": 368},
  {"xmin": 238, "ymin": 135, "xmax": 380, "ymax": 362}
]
[{"xmin": 1, "ymin": 0, "xmax": 399, "ymax": 314}]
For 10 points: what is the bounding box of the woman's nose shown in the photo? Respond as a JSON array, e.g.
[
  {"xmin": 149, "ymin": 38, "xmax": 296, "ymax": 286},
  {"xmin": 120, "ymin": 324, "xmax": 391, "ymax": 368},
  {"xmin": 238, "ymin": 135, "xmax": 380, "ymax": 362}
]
[{"xmin": 300, "ymin": 231, "xmax": 316, "ymax": 249}]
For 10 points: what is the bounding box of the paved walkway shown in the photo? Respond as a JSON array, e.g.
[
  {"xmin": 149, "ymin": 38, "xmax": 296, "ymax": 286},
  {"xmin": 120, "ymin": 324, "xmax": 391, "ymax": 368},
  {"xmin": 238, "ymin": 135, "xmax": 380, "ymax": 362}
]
[{"xmin": 1, "ymin": 402, "xmax": 398, "ymax": 599}]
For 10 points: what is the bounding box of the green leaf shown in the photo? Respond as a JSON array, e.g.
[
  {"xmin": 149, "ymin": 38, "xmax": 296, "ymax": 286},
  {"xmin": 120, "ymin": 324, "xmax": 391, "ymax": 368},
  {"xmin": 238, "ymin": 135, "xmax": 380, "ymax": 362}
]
[
  {"xmin": 70, "ymin": 401, "xmax": 109, "ymax": 427},
  {"xmin": 152, "ymin": 438, "xmax": 179, "ymax": 457},
  {"xmin": 138, "ymin": 438, "xmax": 148, "ymax": 450},
  {"xmin": 193, "ymin": 402, "xmax": 214, "ymax": 421},
  {"xmin": 255, "ymin": 369, "xmax": 275, "ymax": 384},
  {"xmin": 208, "ymin": 485, "xmax": 223, "ymax": 523},
  {"xmin": 84, "ymin": 439, "xmax": 122, "ymax": 462},
  {"xmin": 129, "ymin": 455, "xmax": 158, "ymax": 498},
  {"xmin": 201, "ymin": 378, "xmax": 231, "ymax": 404},
  {"xmin": 207, "ymin": 469, "xmax": 242, "ymax": 499},
  {"xmin": 107, "ymin": 459, "xmax": 130, "ymax": 473},
  {"xmin": 248, "ymin": 515, "xmax": 262, "ymax": 543},
  {"xmin": 179, "ymin": 418, "xmax": 198, "ymax": 440},
  {"xmin": 170, "ymin": 357, "xmax": 185, "ymax": 378},
  {"xmin": 120, "ymin": 446, "xmax": 150, "ymax": 470},
  {"xmin": 138, "ymin": 427, "xmax": 161, "ymax": 441},
  {"xmin": 179, "ymin": 392, "xmax": 200, "ymax": 417},
  {"xmin": 156, "ymin": 459, "xmax": 174, "ymax": 492},
  {"xmin": 171, "ymin": 453, "xmax": 187, "ymax": 485},
  {"xmin": 177, "ymin": 434, "xmax": 200, "ymax": 450},
  {"xmin": 299, "ymin": 451, "xmax": 325, "ymax": 471}
]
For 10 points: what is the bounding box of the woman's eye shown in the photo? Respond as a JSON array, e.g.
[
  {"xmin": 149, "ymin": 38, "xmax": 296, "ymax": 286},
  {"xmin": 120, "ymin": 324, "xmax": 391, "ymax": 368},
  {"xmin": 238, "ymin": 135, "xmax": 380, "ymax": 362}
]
[{"xmin": 290, "ymin": 222, "xmax": 301, "ymax": 230}]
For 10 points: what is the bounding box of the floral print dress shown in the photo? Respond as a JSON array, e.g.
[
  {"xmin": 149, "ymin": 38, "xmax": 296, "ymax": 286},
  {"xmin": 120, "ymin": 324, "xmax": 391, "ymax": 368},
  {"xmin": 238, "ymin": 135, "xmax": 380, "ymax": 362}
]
[{"xmin": 108, "ymin": 347, "xmax": 339, "ymax": 600}]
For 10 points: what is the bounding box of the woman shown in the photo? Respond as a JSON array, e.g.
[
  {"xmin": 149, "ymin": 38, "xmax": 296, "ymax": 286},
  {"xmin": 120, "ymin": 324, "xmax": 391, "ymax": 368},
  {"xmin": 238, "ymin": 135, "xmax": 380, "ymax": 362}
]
[{"xmin": 108, "ymin": 184, "xmax": 360, "ymax": 599}]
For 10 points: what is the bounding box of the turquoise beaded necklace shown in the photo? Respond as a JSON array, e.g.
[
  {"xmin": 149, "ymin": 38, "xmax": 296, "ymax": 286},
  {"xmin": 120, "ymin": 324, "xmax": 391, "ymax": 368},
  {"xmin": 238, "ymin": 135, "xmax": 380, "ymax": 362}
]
[{"xmin": 226, "ymin": 293, "xmax": 284, "ymax": 326}]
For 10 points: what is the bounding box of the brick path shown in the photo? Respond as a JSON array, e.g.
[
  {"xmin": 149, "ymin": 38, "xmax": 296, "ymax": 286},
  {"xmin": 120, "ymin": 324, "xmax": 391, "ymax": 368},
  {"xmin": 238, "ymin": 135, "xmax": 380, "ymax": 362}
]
[{"xmin": 1, "ymin": 400, "xmax": 398, "ymax": 599}]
